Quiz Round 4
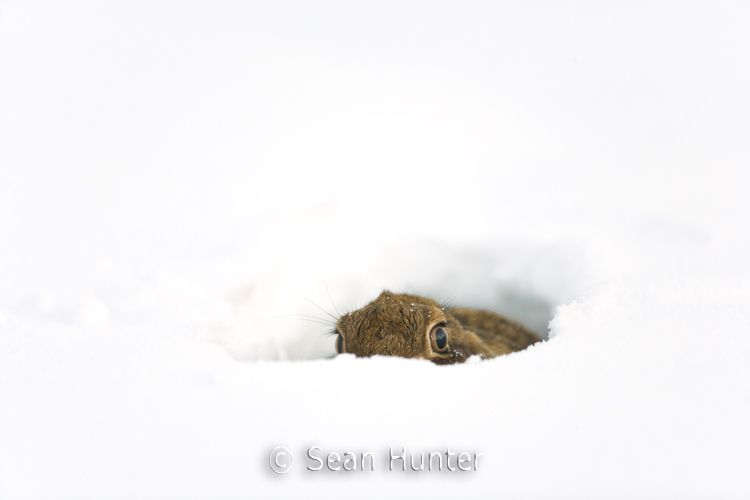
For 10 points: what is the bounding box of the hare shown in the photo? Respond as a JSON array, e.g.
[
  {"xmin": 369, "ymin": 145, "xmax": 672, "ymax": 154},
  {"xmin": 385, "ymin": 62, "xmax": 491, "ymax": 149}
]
[{"xmin": 334, "ymin": 291, "xmax": 541, "ymax": 364}]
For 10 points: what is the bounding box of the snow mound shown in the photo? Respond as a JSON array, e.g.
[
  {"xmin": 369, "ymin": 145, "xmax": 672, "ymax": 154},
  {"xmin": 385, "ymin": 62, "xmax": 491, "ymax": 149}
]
[{"xmin": 2, "ymin": 2, "xmax": 749, "ymax": 498}]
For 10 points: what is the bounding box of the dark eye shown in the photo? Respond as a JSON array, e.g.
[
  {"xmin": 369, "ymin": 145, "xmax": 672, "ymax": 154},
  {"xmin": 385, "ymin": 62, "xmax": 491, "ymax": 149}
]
[
  {"xmin": 430, "ymin": 326, "xmax": 448, "ymax": 352},
  {"xmin": 335, "ymin": 333, "xmax": 344, "ymax": 354}
]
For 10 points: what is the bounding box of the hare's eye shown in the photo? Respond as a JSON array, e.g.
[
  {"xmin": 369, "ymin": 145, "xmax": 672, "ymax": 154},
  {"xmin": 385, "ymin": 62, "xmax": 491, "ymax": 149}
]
[
  {"xmin": 335, "ymin": 333, "xmax": 344, "ymax": 354},
  {"xmin": 430, "ymin": 326, "xmax": 448, "ymax": 352}
]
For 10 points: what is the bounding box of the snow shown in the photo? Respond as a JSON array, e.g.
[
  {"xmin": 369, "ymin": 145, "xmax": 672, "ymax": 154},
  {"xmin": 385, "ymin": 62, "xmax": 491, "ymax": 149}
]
[{"xmin": 1, "ymin": 1, "xmax": 749, "ymax": 498}]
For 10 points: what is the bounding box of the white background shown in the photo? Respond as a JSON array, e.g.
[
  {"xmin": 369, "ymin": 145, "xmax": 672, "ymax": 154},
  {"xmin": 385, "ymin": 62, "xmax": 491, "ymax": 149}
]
[{"xmin": 1, "ymin": 2, "xmax": 749, "ymax": 498}]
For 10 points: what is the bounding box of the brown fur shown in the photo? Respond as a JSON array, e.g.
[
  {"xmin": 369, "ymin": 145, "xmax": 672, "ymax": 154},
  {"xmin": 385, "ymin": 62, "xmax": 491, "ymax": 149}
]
[{"xmin": 335, "ymin": 291, "xmax": 541, "ymax": 364}]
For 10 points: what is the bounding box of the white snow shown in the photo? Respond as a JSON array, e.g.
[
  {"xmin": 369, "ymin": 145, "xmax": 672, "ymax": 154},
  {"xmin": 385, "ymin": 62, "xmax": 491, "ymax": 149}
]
[{"xmin": 1, "ymin": 2, "xmax": 749, "ymax": 498}]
